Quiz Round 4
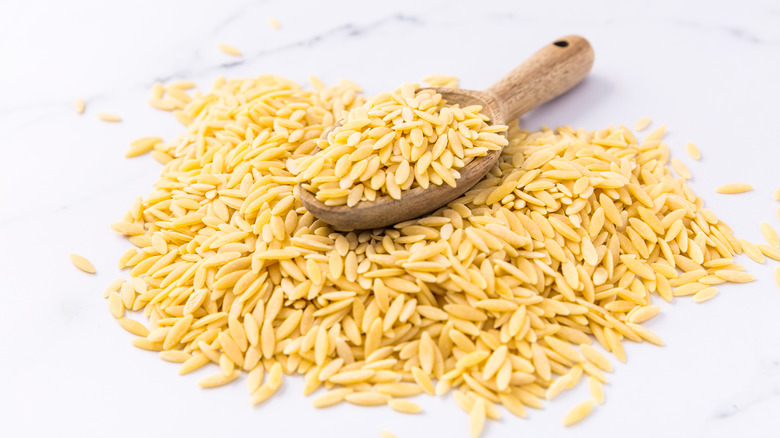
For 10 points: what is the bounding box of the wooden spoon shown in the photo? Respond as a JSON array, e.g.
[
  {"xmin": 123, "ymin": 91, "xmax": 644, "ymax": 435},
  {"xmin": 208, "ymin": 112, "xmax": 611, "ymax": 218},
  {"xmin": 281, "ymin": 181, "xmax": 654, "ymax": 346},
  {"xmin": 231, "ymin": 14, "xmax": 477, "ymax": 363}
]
[{"xmin": 300, "ymin": 35, "xmax": 594, "ymax": 230}]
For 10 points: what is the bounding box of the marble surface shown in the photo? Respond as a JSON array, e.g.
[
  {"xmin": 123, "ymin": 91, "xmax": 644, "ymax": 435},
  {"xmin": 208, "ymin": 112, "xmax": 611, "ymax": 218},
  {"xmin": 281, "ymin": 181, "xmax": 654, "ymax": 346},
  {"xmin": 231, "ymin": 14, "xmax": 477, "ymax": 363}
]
[{"xmin": 2, "ymin": 0, "xmax": 780, "ymax": 436}]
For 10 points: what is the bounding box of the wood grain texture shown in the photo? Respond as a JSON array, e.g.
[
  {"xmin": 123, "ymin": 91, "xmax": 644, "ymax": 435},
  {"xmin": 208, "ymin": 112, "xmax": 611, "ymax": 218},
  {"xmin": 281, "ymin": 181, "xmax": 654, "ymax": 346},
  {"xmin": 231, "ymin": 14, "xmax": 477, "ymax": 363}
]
[
  {"xmin": 486, "ymin": 35, "xmax": 594, "ymax": 122},
  {"xmin": 299, "ymin": 35, "xmax": 594, "ymax": 230}
]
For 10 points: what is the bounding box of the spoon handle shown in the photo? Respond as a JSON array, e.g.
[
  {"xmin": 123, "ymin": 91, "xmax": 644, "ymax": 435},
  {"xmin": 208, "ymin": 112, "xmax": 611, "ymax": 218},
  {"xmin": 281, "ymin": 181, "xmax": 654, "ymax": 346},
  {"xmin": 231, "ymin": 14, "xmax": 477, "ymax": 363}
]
[{"xmin": 486, "ymin": 35, "xmax": 594, "ymax": 122}]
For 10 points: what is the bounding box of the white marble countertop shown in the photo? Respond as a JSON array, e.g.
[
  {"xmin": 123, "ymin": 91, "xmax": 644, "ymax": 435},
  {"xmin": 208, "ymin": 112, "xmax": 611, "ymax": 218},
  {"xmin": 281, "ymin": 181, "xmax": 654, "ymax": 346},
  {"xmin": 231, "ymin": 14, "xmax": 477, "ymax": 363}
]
[{"xmin": 2, "ymin": 0, "xmax": 780, "ymax": 437}]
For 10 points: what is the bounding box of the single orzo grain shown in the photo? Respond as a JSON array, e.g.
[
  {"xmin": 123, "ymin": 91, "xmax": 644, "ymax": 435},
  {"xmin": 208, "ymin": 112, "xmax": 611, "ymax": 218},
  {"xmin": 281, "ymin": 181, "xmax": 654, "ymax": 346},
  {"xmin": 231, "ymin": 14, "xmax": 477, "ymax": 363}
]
[{"xmin": 70, "ymin": 253, "xmax": 95, "ymax": 273}]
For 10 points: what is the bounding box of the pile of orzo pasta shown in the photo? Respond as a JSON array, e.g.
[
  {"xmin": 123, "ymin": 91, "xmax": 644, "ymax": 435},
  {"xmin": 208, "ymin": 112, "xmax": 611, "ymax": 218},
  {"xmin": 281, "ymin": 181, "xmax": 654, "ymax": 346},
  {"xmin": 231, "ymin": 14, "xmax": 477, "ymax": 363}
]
[
  {"xmin": 294, "ymin": 82, "xmax": 508, "ymax": 205},
  {"xmin": 102, "ymin": 74, "xmax": 755, "ymax": 437}
]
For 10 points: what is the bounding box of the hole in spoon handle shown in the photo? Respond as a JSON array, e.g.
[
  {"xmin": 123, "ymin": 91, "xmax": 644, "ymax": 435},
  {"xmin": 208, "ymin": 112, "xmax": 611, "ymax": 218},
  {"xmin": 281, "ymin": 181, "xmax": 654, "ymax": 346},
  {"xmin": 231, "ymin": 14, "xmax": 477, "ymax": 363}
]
[{"xmin": 485, "ymin": 35, "xmax": 594, "ymax": 122}]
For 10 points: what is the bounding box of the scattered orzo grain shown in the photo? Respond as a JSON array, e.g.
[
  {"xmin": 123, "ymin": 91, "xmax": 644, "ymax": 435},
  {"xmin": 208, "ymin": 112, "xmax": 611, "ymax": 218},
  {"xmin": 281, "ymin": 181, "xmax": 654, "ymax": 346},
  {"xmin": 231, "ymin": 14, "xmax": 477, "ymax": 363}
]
[
  {"xmin": 105, "ymin": 73, "xmax": 756, "ymax": 438},
  {"xmin": 739, "ymin": 239, "xmax": 765, "ymax": 264},
  {"xmin": 580, "ymin": 344, "xmax": 613, "ymax": 373},
  {"xmin": 70, "ymin": 253, "xmax": 95, "ymax": 273},
  {"xmin": 633, "ymin": 116, "xmax": 651, "ymax": 132},
  {"xmin": 588, "ymin": 377, "xmax": 604, "ymax": 404},
  {"xmin": 103, "ymin": 278, "xmax": 124, "ymax": 298},
  {"xmin": 167, "ymin": 80, "xmax": 195, "ymax": 90},
  {"xmin": 268, "ymin": 18, "xmax": 281, "ymax": 29},
  {"xmin": 345, "ymin": 391, "xmax": 390, "ymax": 406},
  {"xmin": 760, "ymin": 222, "xmax": 779, "ymax": 248},
  {"xmin": 693, "ymin": 287, "xmax": 718, "ymax": 303},
  {"xmin": 178, "ymin": 354, "xmax": 209, "ymax": 375},
  {"xmin": 685, "ymin": 142, "xmax": 700, "ymax": 160},
  {"xmin": 626, "ymin": 323, "xmax": 664, "ymax": 346},
  {"xmin": 218, "ymin": 43, "xmax": 242, "ymax": 56},
  {"xmin": 126, "ymin": 136, "xmax": 163, "ymax": 158},
  {"xmin": 249, "ymin": 383, "xmax": 278, "ymax": 405},
  {"xmin": 546, "ymin": 375, "xmax": 572, "ymax": 400},
  {"xmin": 775, "ymin": 267, "xmax": 780, "ymax": 288},
  {"xmin": 108, "ymin": 292, "xmax": 123, "ymax": 318},
  {"xmin": 97, "ymin": 113, "xmax": 121, "ymax": 122},
  {"xmin": 562, "ymin": 399, "xmax": 595, "ymax": 426},
  {"xmin": 626, "ymin": 305, "xmax": 661, "ymax": 324},
  {"xmin": 388, "ymin": 398, "xmax": 422, "ymax": 414},
  {"xmin": 312, "ymin": 388, "xmax": 353, "ymax": 408},
  {"xmin": 670, "ymin": 158, "xmax": 691, "ymax": 180},
  {"xmin": 198, "ymin": 370, "xmax": 240, "ymax": 388},
  {"xmin": 423, "ymin": 75, "xmax": 459, "ymax": 88},
  {"xmin": 74, "ymin": 98, "xmax": 85, "ymax": 114},
  {"xmin": 715, "ymin": 183, "xmax": 752, "ymax": 194},
  {"xmin": 159, "ymin": 350, "xmax": 191, "ymax": 363},
  {"xmin": 469, "ymin": 398, "xmax": 487, "ymax": 438},
  {"xmin": 117, "ymin": 317, "xmax": 150, "ymax": 337},
  {"xmin": 714, "ymin": 270, "xmax": 755, "ymax": 283}
]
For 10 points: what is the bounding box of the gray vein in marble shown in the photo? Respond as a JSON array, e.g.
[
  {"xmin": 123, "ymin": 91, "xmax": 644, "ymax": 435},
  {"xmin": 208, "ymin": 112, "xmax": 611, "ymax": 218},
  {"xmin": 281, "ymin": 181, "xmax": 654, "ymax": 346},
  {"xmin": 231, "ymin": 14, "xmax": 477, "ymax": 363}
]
[
  {"xmin": 4, "ymin": 7, "xmax": 775, "ymax": 150},
  {"xmin": 0, "ymin": 167, "xmax": 161, "ymax": 227},
  {"xmin": 1, "ymin": 13, "xmax": 426, "ymax": 126},
  {"xmin": 0, "ymin": 101, "xmax": 61, "ymax": 117},
  {"xmin": 670, "ymin": 19, "xmax": 765, "ymax": 44},
  {"xmin": 0, "ymin": 91, "xmax": 118, "ymax": 131},
  {"xmin": 161, "ymin": 13, "xmax": 424, "ymax": 81},
  {"xmin": 211, "ymin": 2, "xmax": 254, "ymax": 33},
  {"xmin": 0, "ymin": 106, "xmax": 72, "ymax": 136},
  {"xmin": 713, "ymin": 358, "xmax": 780, "ymax": 419}
]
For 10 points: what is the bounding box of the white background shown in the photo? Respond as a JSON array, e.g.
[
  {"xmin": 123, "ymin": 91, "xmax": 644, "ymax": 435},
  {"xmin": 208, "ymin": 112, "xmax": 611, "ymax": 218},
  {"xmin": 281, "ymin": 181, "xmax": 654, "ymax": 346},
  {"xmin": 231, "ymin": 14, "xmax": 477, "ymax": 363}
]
[{"xmin": 1, "ymin": 0, "xmax": 780, "ymax": 437}]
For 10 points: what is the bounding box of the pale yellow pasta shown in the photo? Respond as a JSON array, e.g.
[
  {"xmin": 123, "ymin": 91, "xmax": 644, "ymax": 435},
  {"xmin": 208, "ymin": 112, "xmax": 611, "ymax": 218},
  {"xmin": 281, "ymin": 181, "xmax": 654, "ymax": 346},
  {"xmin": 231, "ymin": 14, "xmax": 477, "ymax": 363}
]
[
  {"xmin": 297, "ymin": 82, "xmax": 508, "ymax": 205},
  {"xmin": 102, "ymin": 73, "xmax": 757, "ymax": 438}
]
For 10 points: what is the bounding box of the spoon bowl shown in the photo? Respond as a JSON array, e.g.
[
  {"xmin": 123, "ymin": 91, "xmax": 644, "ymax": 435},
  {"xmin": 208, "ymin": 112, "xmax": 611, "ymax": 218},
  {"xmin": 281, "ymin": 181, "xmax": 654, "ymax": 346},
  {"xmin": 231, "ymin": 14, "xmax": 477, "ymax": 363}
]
[{"xmin": 300, "ymin": 35, "xmax": 594, "ymax": 231}]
